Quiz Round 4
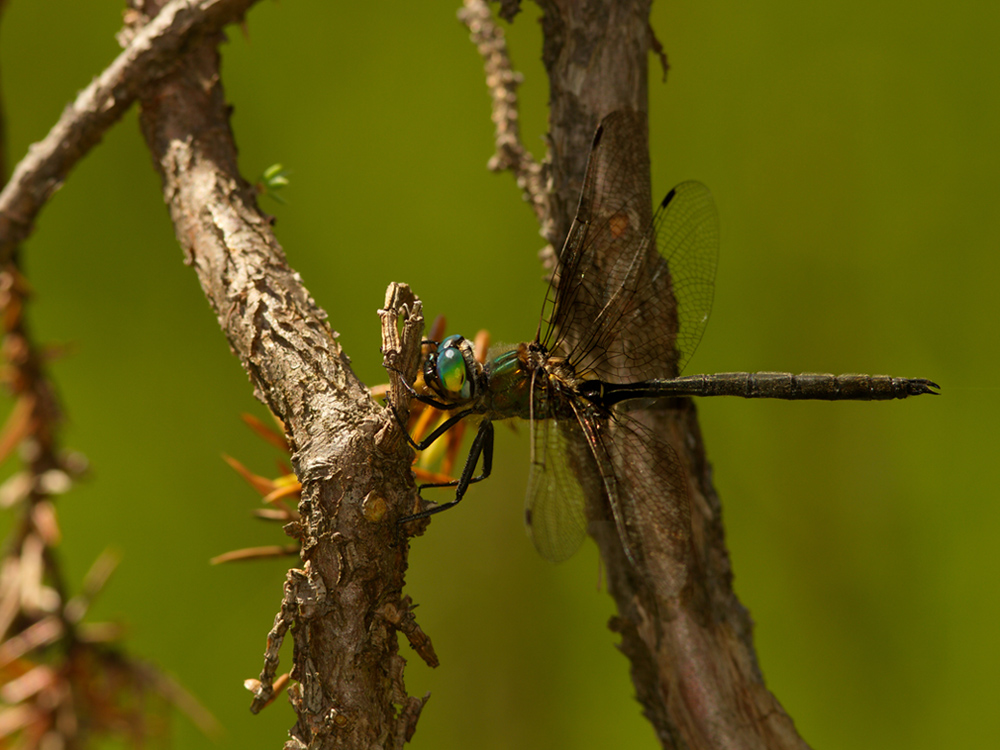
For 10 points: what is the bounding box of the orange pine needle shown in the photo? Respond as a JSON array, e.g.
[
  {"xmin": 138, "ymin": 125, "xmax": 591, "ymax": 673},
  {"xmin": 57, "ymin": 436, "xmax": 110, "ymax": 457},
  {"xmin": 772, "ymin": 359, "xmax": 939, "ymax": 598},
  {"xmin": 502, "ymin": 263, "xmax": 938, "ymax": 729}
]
[
  {"xmin": 210, "ymin": 545, "xmax": 299, "ymax": 565},
  {"xmin": 0, "ymin": 395, "xmax": 35, "ymax": 465},
  {"xmin": 222, "ymin": 454, "xmax": 276, "ymax": 497},
  {"xmin": 240, "ymin": 413, "xmax": 289, "ymax": 452},
  {"xmin": 262, "ymin": 481, "xmax": 301, "ymax": 506}
]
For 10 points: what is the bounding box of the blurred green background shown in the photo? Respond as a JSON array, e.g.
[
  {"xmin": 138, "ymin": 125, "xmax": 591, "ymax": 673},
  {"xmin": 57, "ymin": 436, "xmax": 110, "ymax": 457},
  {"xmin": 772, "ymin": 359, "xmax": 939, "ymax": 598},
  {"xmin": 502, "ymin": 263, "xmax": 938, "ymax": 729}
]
[{"xmin": 1, "ymin": 1, "xmax": 996, "ymax": 748}]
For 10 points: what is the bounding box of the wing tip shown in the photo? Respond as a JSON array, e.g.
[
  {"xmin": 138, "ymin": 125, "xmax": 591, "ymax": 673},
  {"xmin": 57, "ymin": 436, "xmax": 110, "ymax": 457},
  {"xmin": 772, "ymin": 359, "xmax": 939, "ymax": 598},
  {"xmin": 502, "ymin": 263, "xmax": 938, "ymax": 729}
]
[
  {"xmin": 592, "ymin": 122, "xmax": 606, "ymax": 150},
  {"xmin": 660, "ymin": 187, "xmax": 677, "ymax": 209}
]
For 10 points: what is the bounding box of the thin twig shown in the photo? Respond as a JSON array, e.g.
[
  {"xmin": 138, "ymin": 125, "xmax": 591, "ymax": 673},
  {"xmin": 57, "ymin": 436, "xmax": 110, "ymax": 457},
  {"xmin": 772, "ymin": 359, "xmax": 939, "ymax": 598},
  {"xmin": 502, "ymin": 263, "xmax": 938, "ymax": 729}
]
[
  {"xmin": 249, "ymin": 569, "xmax": 300, "ymax": 714},
  {"xmin": 458, "ymin": 0, "xmax": 548, "ymax": 228}
]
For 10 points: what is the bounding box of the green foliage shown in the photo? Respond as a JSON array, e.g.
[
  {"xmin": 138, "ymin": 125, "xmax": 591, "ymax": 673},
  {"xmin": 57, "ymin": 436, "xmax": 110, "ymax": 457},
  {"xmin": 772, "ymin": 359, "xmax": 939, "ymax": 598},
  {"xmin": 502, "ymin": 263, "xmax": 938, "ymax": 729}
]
[{"xmin": 256, "ymin": 163, "xmax": 290, "ymax": 204}]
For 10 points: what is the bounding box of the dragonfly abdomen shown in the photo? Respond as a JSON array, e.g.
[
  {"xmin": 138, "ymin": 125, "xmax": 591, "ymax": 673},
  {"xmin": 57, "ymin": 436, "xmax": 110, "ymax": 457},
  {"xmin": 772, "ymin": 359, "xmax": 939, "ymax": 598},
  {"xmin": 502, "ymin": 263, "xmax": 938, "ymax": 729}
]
[
  {"xmin": 594, "ymin": 372, "xmax": 939, "ymax": 404},
  {"xmin": 655, "ymin": 372, "xmax": 939, "ymax": 400}
]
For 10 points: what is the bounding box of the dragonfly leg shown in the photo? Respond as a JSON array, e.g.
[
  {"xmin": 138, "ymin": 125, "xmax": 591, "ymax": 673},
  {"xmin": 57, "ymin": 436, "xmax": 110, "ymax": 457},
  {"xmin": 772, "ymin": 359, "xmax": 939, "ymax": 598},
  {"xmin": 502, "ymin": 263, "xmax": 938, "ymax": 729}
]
[
  {"xmin": 394, "ymin": 407, "xmax": 477, "ymax": 452},
  {"xmin": 384, "ymin": 363, "xmax": 455, "ymax": 410},
  {"xmin": 401, "ymin": 420, "xmax": 494, "ymax": 523}
]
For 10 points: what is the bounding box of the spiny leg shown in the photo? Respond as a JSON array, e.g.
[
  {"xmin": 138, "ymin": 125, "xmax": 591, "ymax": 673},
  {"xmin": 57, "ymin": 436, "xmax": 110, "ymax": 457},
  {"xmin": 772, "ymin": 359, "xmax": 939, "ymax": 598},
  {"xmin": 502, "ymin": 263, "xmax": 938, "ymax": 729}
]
[
  {"xmin": 384, "ymin": 362, "xmax": 479, "ymax": 457},
  {"xmin": 394, "ymin": 405, "xmax": 478, "ymax": 452},
  {"xmin": 401, "ymin": 419, "xmax": 495, "ymax": 523}
]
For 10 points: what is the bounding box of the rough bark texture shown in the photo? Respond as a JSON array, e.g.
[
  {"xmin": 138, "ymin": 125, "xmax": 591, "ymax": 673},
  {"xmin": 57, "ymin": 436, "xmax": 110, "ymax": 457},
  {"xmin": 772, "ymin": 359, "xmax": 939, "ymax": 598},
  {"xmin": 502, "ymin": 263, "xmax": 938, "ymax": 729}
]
[
  {"xmin": 130, "ymin": 3, "xmax": 427, "ymax": 748},
  {"xmin": 533, "ymin": 2, "xmax": 809, "ymax": 748}
]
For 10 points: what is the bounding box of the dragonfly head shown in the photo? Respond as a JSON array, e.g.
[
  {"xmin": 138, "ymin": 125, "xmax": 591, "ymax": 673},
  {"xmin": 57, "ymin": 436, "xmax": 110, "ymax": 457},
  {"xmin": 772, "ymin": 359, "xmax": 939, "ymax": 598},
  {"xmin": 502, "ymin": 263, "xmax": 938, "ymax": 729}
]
[{"xmin": 423, "ymin": 334, "xmax": 480, "ymax": 402}]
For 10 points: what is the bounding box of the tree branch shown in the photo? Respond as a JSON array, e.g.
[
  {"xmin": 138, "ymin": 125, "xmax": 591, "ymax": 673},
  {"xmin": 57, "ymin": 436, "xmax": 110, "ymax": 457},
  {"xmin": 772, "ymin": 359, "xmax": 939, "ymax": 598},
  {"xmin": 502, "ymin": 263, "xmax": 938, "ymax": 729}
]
[
  {"xmin": 0, "ymin": 0, "xmax": 259, "ymax": 265},
  {"xmin": 467, "ymin": 1, "xmax": 810, "ymax": 747},
  {"xmin": 459, "ymin": 0, "xmax": 548, "ymax": 229},
  {"xmin": 128, "ymin": 2, "xmax": 428, "ymax": 748}
]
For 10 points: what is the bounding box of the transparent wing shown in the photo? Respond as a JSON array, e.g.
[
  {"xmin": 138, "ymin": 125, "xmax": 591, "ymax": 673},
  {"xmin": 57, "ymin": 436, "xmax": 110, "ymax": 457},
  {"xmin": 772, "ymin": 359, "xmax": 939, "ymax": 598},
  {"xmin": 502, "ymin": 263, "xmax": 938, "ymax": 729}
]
[
  {"xmin": 541, "ymin": 110, "xmax": 720, "ymax": 382},
  {"xmin": 527, "ymin": 110, "xmax": 708, "ymax": 577},
  {"xmin": 524, "ymin": 418, "xmax": 591, "ymax": 562},
  {"xmin": 574, "ymin": 401, "xmax": 693, "ymax": 595},
  {"xmin": 540, "ymin": 110, "xmax": 656, "ymax": 379},
  {"xmin": 649, "ymin": 181, "xmax": 719, "ymax": 372}
]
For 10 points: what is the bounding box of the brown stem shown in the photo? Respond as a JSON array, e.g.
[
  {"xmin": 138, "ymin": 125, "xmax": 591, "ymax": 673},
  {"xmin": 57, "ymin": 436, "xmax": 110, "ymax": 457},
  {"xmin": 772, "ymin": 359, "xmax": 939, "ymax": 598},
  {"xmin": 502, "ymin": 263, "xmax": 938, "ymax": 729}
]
[
  {"xmin": 459, "ymin": 0, "xmax": 548, "ymax": 229},
  {"xmin": 500, "ymin": 1, "xmax": 810, "ymax": 747},
  {"xmin": 130, "ymin": 3, "xmax": 427, "ymax": 748}
]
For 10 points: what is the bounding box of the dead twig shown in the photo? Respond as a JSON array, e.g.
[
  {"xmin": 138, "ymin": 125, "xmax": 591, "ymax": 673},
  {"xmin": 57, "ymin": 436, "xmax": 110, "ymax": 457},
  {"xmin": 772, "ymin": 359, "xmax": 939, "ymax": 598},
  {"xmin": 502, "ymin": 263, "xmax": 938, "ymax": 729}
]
[{"xmin": 458, "ymin": 0, "xmax": 548, "ymax": 228}]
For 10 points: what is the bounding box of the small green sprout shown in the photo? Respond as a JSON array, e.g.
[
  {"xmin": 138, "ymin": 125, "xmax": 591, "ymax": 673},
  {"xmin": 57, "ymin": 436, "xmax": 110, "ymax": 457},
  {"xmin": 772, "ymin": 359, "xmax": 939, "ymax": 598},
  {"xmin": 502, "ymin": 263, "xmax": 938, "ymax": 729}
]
[{"xmin": 256, "ymin": 163, "xmax": 290, "ymax": 204}]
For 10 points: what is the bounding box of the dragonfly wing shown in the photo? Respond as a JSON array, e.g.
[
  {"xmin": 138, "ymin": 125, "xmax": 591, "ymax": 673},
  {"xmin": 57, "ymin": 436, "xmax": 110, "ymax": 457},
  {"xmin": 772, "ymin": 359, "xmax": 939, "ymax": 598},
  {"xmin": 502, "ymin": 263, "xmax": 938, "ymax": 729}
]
[
  {"xmin": 526, "ymin": 111, "xmax": 710, "ymax": 581},
  {"xmin": 541, "ymin": 110, "xmax": 720, "ymax": 382},
  {"xmin": 572, "ymin": 400, "xmax": 693, "ymax": 595},
  {"xmin": 541, "ymin": 110, "xmax": 657, "ymax": 380},
  {"xmin": 649, "ymin": 180, "xmax": 719, "ymax": 373},
  {"xmin": 524, "ymin": 417, "xmax": 592, "ymax": 562}
]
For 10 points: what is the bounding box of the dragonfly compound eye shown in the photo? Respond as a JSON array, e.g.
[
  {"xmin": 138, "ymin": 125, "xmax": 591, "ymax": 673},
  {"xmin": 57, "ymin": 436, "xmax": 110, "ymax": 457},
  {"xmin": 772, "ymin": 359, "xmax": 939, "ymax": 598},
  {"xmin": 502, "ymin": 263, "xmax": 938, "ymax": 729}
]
[{"xmin": 436, "ymin": 345, "xmax": 471, "ymax": 398}]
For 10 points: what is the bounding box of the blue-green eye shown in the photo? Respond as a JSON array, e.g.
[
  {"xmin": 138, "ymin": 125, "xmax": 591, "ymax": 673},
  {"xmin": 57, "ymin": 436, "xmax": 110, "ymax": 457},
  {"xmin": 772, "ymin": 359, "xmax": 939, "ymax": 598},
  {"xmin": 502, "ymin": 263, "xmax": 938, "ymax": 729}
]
[{"xmin": 437, "ymin": 347, "xmax": 467, "ymax": 394}]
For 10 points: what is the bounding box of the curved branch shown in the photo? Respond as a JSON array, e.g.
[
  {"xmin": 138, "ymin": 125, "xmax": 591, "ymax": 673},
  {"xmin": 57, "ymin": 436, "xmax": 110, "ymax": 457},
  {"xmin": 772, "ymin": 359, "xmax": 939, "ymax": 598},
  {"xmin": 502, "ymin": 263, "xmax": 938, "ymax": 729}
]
[{"xmin": 0, "ymin": 0, "xmax": 259, "ymax": 264}]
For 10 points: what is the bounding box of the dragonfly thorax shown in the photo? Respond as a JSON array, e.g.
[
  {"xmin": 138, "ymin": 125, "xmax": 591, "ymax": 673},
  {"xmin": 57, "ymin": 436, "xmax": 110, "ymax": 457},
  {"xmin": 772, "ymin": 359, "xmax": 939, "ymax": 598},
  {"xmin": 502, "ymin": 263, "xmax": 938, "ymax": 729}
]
[
  {"xmin": 526, "ymin": 341, "xmax": 584, "ymax": 393},
  {"xmin": 485, "ymin": 340, "xmax": 591, "ymax": 421}
]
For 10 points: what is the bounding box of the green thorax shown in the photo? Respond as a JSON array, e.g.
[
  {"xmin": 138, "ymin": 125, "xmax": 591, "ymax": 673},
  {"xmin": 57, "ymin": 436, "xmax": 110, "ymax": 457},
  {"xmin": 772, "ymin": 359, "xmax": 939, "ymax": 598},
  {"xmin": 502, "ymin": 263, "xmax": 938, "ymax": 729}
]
[{"xmin": 481, "ymin": 343, "xmax": 581, "ymax": 421}]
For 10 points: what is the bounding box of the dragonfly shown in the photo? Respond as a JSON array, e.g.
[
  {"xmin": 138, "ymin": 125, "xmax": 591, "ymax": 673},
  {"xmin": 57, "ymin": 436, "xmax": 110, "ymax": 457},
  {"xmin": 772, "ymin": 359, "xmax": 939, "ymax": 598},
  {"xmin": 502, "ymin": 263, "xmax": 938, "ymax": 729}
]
[{"xmin": 398, "ymin": 110, "xmax": 937, "ymax": 586}]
